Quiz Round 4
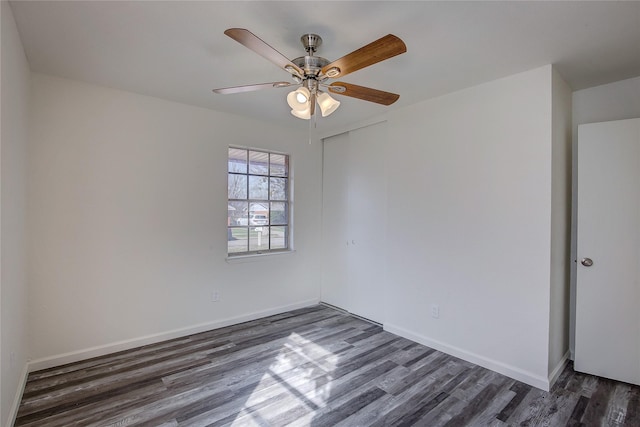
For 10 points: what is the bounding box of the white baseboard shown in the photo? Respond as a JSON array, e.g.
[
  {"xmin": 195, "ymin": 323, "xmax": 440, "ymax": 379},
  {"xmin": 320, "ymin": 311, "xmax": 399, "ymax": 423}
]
[
  {"xmin": 6, "ymin": 363, "xmax": 29, "ymax": 427},
  {"xmin": 548, "ymin": 350, "xmax": 571, "ymax": 388},
  {"xmin": 384, "ymin": 323, "xmax": 551, "ymax": 391},
  {"xmin": 28, "ymin": 299, "xmax": 319, "ymax": 372}
]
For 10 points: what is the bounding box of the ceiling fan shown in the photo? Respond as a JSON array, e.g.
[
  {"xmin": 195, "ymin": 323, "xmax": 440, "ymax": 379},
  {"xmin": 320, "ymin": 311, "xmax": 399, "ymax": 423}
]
[{"xmin": 213, "ymin": 29, "xmax": 407, "ymax": 120}]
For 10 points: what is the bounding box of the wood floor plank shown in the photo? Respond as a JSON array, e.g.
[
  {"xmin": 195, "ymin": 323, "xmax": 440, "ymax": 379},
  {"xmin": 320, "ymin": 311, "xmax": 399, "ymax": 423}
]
[
  {"xmin": 303, "ymin": 386, "xmax": 387, "ymax": 427},
  {"xmin": 504, "ymin": 385, "xmax": 553, "ymax": 425},
  {"xmin": 470, "ymin": 382, "xmax": 517, "ymax": 427},
  {"xmin": 414, "ymin": 372, "xmax": 498, "ymax": 427},
  {"xmin": 383, "ymin": 352, "xmax": 452, "ymax": 396},
  {"xmin": 604, "ymin": 383, "xmax": 633, "ymax": 426},
  {"xmin": 530, "ymin": 386, "xmax": 581, "ymax": 426},
  {"xmin": 101, "ymin": 388, "xmax": 234, "ymax": 427},
  {"xmin": 581, "ymin": 377, "xmax": 616, "ymax": 425},
  {"xmin": 15, "ymin": 305, "xmax": 640, "ymax": 427},
  {"xmin": 16, "ymin": 381, "xmax": 169, "ymax": 427},
  {"xmin": 625, "ymin": 383, "xmax": 640, "ymax": 426},
  {"xmin": 16, "ymin": 357, "xmax": 210, "ymax": 423},
  {"xmin": 23, "ymin": 340, "xmax": 234, "ymax": 398},
  {"xmin": 566, "ymin": 394, "xmax": 590, "ymax": 427},
  {"xmin": 369, "ymin": 360, "xmax": 472, "ymax": 426},
  {"xmin": 442, "ymin": 372, "xmax": 511, "ymax": 426},
  {"xmin": 496, "ymin": 381, "xmax": 531, "ymax": 421}
]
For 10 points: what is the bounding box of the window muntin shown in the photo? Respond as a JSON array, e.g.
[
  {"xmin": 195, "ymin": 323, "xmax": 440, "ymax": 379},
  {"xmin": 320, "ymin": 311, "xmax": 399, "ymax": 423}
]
[{"xmin": 228, "ymin": 148, "xmax": 290, "ymax": 255}]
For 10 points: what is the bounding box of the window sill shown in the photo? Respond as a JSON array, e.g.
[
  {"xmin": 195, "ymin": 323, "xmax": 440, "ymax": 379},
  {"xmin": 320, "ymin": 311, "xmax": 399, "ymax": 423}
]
[{"xmin": 225, "ymin": 250, "xmax": 296, "ymax": 263}]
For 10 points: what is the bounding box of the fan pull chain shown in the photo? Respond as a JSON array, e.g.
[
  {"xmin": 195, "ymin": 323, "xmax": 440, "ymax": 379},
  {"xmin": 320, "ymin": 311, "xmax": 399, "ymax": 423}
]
[{"xmin": 308, "ymin": 109, "xmax": 318, "ymax": 144}]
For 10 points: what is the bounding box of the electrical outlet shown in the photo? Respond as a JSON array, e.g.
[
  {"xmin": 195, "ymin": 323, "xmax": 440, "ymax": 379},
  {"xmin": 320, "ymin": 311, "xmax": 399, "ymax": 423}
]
[
  {"xmin": 431, "ymin": 304, "xmax": 440, "ymax": 319},
  {"xmin": 212, "ymin": 291, "xmax": 220, "ymax": 302}
]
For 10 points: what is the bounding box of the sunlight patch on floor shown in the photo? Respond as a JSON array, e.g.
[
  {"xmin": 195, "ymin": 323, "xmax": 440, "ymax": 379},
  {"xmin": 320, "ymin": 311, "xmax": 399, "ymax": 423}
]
[{"xmin": 231, "ymin": 332, "xmax": 339, "ymax": 425}]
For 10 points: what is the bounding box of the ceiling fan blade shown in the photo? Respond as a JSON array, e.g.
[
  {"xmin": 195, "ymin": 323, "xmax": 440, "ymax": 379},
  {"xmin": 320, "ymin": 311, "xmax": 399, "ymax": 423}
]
[
  {"xmin": 321, "ymin": 34, "xmax": 406, "ymax": 78},
  {"xmin": 224, "ymin": 28, "xmax": 303, "ymax": 76},
  {"xmin": 328, "ymin": 82, "xmax": 400, "ymax": 106},
  {"xmin": 213, "ymin": 82, "xmax": 293, "ymax": 95}
]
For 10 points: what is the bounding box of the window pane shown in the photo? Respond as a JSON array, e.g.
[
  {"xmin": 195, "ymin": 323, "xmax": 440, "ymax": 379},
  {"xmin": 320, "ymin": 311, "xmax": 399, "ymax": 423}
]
[
  {"xmin": 228, "ymin": 148, "xmax": 247, "ymax": 173},
  {"xmin": 270, "ymin": 154, "xmax": 288, "ymax": 177},
  {"xmin": 270, "ymin": 226, "xmax": 288, "ymax": 250},
  {"xmin": 249, "ymin": 226, "xmax": 270, "ymax": 252},
  {"xmin": 248, "ymin": 203, "xmax": 269, "ymax": 227},
  {"xmin": 270, "ymin": 202, "xmax": 288, "ymax": 225},
  {"xmin": 249, "ymin": 151, "xmax": 269, "ymax": 175},
  {"xmin": 228, "ymin": 174, "xmax": 247, "ymax": 199},
  {"xmin": 228, "ymin": 201, "xmax": 248, "ymax": 225},
  {"xmin": 270, "ymin": 177, "xmax": 287, "ymax": 201},
  {"xmin": 249, "ymin": 176, "xmax": 268, "ymax": 200},
  {"xmin": 228, "ymin": 227, "xmax": 248, "ymax": 253}
]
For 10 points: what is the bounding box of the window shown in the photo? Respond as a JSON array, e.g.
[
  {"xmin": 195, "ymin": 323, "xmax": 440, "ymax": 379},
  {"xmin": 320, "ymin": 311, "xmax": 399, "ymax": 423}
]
[{"xmin": 228, "ymin": 147, "xmax": 290, "ymax": 255}]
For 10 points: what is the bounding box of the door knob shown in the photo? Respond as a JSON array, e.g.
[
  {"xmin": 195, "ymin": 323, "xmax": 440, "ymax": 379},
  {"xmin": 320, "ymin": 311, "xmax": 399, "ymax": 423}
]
[{"xmin": 581, "ymin": 258, "xmax": 594, "ymax": 267}]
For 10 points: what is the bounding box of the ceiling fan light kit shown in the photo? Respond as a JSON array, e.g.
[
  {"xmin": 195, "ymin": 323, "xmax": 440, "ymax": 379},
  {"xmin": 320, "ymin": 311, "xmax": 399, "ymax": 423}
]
[
  {"xmin": 317, "ymin": 92, "xmax": 341, "ymax": 117},
  {"xmin": 291, "ymin": 107, "xmax": 311, "ymax": 120},
  {"xmin": 213, "ymin": 29, "xmax": 407, "ymax": 121},
  {"xmin": 287, "ymin": 87, "xmax": 310, "ymax": 111}
]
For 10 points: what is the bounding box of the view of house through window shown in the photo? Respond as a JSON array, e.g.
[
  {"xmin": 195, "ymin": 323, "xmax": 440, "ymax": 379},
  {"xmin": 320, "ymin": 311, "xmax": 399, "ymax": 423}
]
[{"xmin": 228, "ymin": 148, "xmax": 289, "ymax": 255}]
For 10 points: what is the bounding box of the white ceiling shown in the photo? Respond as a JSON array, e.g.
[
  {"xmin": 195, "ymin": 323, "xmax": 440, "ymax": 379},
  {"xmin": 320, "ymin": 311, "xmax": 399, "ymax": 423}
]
[{"xmin": 10, "ymin": 1, "xmax": 640, "ymax": 132}]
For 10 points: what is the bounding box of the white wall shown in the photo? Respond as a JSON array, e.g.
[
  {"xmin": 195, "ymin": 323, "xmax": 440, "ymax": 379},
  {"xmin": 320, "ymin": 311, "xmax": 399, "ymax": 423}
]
[
  {"xmin": 1, "ymin": 1, "xmax": 31, "ymax": 425},
  {"xmin": 27, "ymin": 74, "xmax": 322, "ymax": 366},
  {"xmin": 548, "ymin": 68, "xmax": 572, "ymax": 378},
  {"xmin": 378, "ymin": 65, "xmax": 562, "ymax": 389},
  {"xmin": 573, "ymin": 76, "xmax": 640, "ymax": 126},
  {"xmin": 569, "ymin": 76, "xmax": 640, "ymax": 357}
]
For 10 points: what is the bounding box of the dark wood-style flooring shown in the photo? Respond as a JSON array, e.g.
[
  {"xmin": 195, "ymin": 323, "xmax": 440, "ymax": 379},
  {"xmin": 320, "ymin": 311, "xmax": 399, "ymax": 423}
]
[{"xmin": 15, "ymin": 305, "xmax": 640, "ymax": 426}]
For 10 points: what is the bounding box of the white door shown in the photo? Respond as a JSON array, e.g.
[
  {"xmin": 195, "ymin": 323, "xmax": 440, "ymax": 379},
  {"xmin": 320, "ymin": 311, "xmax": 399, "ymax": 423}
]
[
  {"xmin": 321, "ymin": 122, "xmax": 388, "ymax": 323},
  {"xmin": 575, "ymin": 118, "xmax": 640, "ymax": 386},
  {"xmin": 321, "ymin": 132, "xmax": 350, "ymax": 308}
]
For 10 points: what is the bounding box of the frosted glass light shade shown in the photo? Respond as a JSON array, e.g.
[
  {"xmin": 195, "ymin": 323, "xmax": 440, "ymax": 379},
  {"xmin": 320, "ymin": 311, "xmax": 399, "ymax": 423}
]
[
  {"xmin": 291, "ymin": 108, "xmax": 311, "ymax": 120},
  {"xmin": 286, "ymin": 87, "xmax": 310, "ymax": 111},
  {"xmin": 317, "ymin": 92, "xmax": 340, "ymax": 117}
]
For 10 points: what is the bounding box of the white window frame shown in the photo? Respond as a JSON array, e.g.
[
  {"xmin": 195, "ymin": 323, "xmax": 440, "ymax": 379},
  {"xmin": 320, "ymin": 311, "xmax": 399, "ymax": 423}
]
[{"xmin": 227, "ymin": 147, "xmax": 291, "ymax": 257}]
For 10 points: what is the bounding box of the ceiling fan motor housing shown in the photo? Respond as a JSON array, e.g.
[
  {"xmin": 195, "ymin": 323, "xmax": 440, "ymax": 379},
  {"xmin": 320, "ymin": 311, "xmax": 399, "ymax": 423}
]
[
  {"xmin": 293, "ymin": 34, "xmax": 329, "ymax": 78},
  {"xmin": 292, "ymin": 55, "xmax": 329, "ymax": 78}
]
